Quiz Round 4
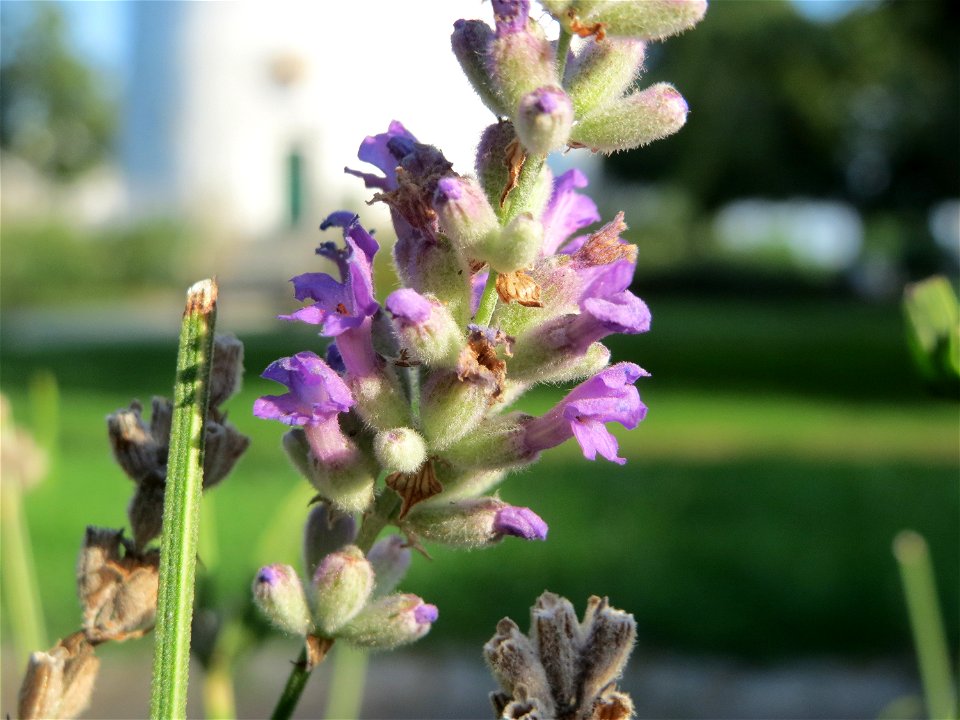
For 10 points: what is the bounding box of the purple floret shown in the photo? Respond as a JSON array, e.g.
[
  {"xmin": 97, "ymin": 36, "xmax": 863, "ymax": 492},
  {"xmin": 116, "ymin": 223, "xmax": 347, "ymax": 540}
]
[
  {"xmin": 494, "ymin": 506, "xmax": 548, "ymax": 541},
  {"xmin": 385, "ymin": 288, "xmax": 433, "ymax": 325},
  {"xmin": 414, "ymin": 603, "xmax": 439, "ymax": 625},
  {"xmin": 541, "ymin": 169, "xmax": 601, "ymax": 256},
  {"xmin": 253, "ymin": 352, "xmax": 353, "ymax": 427},
  {"xmin": 345, "ymin": 121, "xmax": 417, "ymax": 191}
]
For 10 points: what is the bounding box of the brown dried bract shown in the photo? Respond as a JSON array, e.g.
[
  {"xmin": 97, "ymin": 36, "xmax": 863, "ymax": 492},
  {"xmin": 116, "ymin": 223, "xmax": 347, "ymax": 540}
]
[
  {"xmin": 393, "ymin": 348, "xmax": 422, "ymax": 368},
  {"xmin": 386, "ymin": 460, "xmax": 443, "ymax": 518},
  {"xmin": 496, "ymin": 270, "xmax": 544, "ymax": 308},
  {"xmin": 500, "ymin": 139, "xmax": 527, "ymax": 208},
  {"xmin": 573, "ymin": 212, "xmax": 636, "ymax": 267},
  {"xmin": 567, "ymin": 9, "xmax": 607, "ymax": 41},
  {"xmin": 457, "ymin": 327, "xmax": 515, "ymax": 398},
  {"xmin": 18, "ymin": 631, "xmax": 100, "ymax": 720},
  {"xmin": 304, "ymin": 635, "xmax": 335, "ymax": 671},
  {"xmin": 77, "ymin": 527, "xmax": 160, "ymax": 643}
]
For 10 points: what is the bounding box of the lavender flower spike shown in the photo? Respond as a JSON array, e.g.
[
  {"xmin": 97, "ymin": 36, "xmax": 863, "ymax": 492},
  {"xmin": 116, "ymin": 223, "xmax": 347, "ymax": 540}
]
[
  {"xmin": 494, "ymin": 506, "xmax": 548, "ymax": 541},
  {"xmin": 253, "ymin": 352, "xmax": 352, "ymax": 426},
  {"xmin": 523, "ymin": 363, "xmax": 649, "ymax": 465}
]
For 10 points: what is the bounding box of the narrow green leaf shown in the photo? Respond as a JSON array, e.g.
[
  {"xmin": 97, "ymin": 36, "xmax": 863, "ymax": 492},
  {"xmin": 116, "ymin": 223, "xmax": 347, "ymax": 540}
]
[{"xmin": 150, "ymin": 278, "xmax": 218, "ymax": 720}]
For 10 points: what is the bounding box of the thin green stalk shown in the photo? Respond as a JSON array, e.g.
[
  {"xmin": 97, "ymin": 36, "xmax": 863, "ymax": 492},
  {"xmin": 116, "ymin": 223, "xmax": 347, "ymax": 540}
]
[
  {"xmin": 203, "ymin": 616, "xmax": 250, "ymax": 720},
  {"xmin": 270, "ymin": 488, "xmax": 401, "ymax": 720},
  {"xmin": 0, "ymin": 476, "xmax": 48, "ymax": 666},
  {"xmin": 150, "ymin": 279, "xmax": 219, "ymax": 720},
  {"xmin": 323, "ymin": 644, "xmax": 368, "ymax": 720},
  {"xmin": 555, "ymin": 26, "xmax": 573, "ymax": 79},
  {"xmin": 28, "ymin": 370, "xmax": 60, "ymax": 483},
  {"xmin": 893, "ymin": 530, "xmax": 958, "ymax": 720},
  {"xmin": 474, "ymin": 270, "xmax": 501, "ymax": 328}
]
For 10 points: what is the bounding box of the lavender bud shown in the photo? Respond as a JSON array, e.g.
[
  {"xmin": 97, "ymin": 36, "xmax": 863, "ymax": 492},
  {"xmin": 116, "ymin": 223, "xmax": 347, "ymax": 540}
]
[
  {"xmin": 577, "ymin": 595, "xmax": 637, "ymax": 703},
  {"xmin": 127, "ymin": 473, "xmax": 165, "ymax": 549},
  {"xmin": 339, "ymin": 593, "xmax": 438, "ymax": 650},
  {"xmin": 77, "ymin": 527, "xmax": 159, "ymax": 643},
  {"xmin": 515, "ymin": 86, "xmax": 574, "ymax": 155},
  {"xmin": 373, "ymin": 427, "xmax": 428, "ymax": 475},
  {"xmin": 433, "ymin": 175, "xmax": 501, "ymax": 254},
  {"xmin": 418, "ymin": 370, "xmax": 495, "ymax": 450},
  {"xmin": 559, "ymin": 0, "xmax": 707, "ymax": 41},
  {"xmin": 282, "ymin": 428, "xmax": 376, "ymax": 514},
  {"xmin": 452, "ymin": 19, "xmax": 506, "ymax": 117},
  {"xmin": 209, "ymin": 334, "xmax": 244, "ymax": 409},
  {"xmin": 202, "ymin": 418, "xmax": 250, "ymax": 490},
  {"xmin": 476, "ymin": 120, "xmax": 519, "ymax": 212},
  {"xmin": 571, "ymin": 82, "xmax": 688, "ymax": 154},
  {"xmin": 385, "ymin": 288, "xmax": 465, "ymax": 367},
  {"xmin": 302, "ymin": 502, "xmax": 358, "ymax": 578},
  {"xmin": 564, "ymin": 38, "xmax": 646, "ymax": 116},
  {"xmin": 367, "ymin": 535, "xmax": 412, "ymax": 598},
  {"xmin": 404, "ymin": 497, "xmax": 547, "ymax": 548},
  {"xmin": 106, "ymin": 401, "xmax": 163, "ymax": 483},
  {"xmin": 484, "ymin": 618, "xmax": 556, "ymax": 715},
  {"xmin": 482, "ymin": 212, "xmax": 543, "ymax": 273},
  {"xmin": 252, "ymin": 564, "xmax": 312, "ymax": 636},
  {"xmin": 490, "ymin": 3, "xmax": 557, "ymax": 113},
  {"xmin": 18, "ymin": 633, "xmax": 99, "ymax": 720},
  {"xmin": 530, "ymin": 592, "xmax": 582, "ymax": 709},
  {"xmin": 509, "ymin": 339, "xmax": 611, "ymax": 386},
  {"xmin": 311, "ymin": 545, "xmax": 375, "ymax": 634}
]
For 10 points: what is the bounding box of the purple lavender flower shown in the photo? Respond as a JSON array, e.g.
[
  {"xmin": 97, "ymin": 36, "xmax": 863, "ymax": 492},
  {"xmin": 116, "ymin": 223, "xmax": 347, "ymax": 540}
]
[
  {"xmin": 385, "ymin": 288, "xmax": 432, "ymax": 325},
  {"xmin": 493, "ymin": 506, "xmax": 548, "ymax": 541},
  {"xmin": 281, "ymin": 213, "xmax": 380, "ymax": 377},
  {"xmin": 540, "ymin": 169, "xmax": 601, "ymax": 256},
  {"xmin": 253, "ymin": 352, "xmax": 353, "ymax": 427},
  {"xmin": 523, "ymin": 363, "xmax": 649, "ymax": 464},
  {"xmin": 344, "ymin": 120, "xmax": 417, "ymax": 191}
]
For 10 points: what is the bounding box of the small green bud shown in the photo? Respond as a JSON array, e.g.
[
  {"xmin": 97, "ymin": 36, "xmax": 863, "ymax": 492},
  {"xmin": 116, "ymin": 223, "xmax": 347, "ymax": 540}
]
[
  {"xmin": 509, "ymin": 337, "xmax": 611, "ymax": 384},
  {"xmin": 404, "ymin": 497, "xmax": 547, "ymax": 548},
  {"xmin": 551, "ymin": 0, "xmax": 707, "ymax": 41},
  {"xmin": 419, "ymin": 370, "xmax": 496, "ymax": 451},
  {"xmin": 476, "ymin": 120, "xmax": 519, "ymax": 213},
  {"xmin": 578, "ymin": 595, "xmax": 637, "ymax": 703},
  {"xmin": 481, "ymin": 212, "xmax": 544, "ymax": 274},
  {"xmin": 367, "ymin": 535, "xmax": 412, "ymax": 598},
  {"xmin": 386, "ymin": 289, "xmax": 465, "ymax": 368},
  {"xmin": 284, "ymin": 428, "xmax": 376, "ymax": 514},
  {"xmin": 252, "ymin": 564, "xmax": 312, "ymax": 636},
  {"xmin": 433, "ymin": 175, "xmax": 501, "ymax": 255},
  {"xmin": 373, "ymin": 427, "xmax": 428, "ymax": 475},
  {"xmin": 339, "ymin": 593, "xmax": 438, "ymax": 650},
  {"xmin": 564, "ymin": 38, "xmax": 646, "ymax": 117},
  {"xmin": 515, "ymin": 86, "xmax": 574, "ymax": 155},
  {"xmin": 571, "ymin": 82, "xmax": 688, "ymax": 154},
  {"xmin": 348, "ymin": 369, "xmax": 412, "ymax": 431},
  {"xmin": 302, "ymin": 503, "xmax": 358, "ymax": 578},
  {"xmin": 311, "ymin": 545, "xmax": 374, "ymax": 635},
  {"xmin": 442, "ymin": 413, "xmax": 533, "ymax": 473}
]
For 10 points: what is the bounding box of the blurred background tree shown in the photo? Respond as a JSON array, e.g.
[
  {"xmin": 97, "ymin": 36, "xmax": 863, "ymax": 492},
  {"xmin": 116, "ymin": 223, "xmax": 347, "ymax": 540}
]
[
  {"xmin": 1, "ymin": 2, "xmax": 116, "ymax": 182},
  {"xmin": 606, "ymin": 0, "xmax": 959, "ymax": 286}
]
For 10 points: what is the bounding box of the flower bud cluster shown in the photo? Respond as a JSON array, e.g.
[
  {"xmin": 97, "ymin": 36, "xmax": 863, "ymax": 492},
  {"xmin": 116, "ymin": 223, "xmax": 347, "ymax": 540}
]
[
  {"xmin": 252, "ymin": 503, "xmax": 437, "ymax": 652},
  {"xmin": 452, "ymin": 0, "xmax": 704, "ymax": 155},
  {"xmin": 485, "ymin": 592, "xmax": 637, "ymax": 720}
]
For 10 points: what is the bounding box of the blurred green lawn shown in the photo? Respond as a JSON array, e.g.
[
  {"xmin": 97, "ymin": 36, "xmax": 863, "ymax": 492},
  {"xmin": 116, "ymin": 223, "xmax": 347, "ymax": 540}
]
[{"xmin": 1, "ymin": 295, "xmax": 956, "ymax": 660}]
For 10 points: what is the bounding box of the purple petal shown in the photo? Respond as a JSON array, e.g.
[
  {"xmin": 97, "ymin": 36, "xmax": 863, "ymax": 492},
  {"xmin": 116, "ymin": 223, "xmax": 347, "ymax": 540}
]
[
  {"xmin": 494, "ymin": 506, "xmax": 548, "ymax": 540},
  {"xmin": 581, "ymin": 291, "xmax": 651, "ymax": 334},
  {"xmin": 352, "ymin": 121, "xmax": 417, "ymax": 191},
  {"xmin": 541, "ymin": 169, "xmax": 601, "ymax": 256},
  {"xmin": 290, "ymin": 272, "xmax": 347, "ymax": 304},
  {"xmin": 492, "ymin": 0, "xmax": 530, "ymax": 36},
  {"xmin": 570, "ymin": 418, "xmax": 625, "ymax": 464},
  {"xmin": 385, "ymin": 288, "xmax": 432, "ymax": 324},
  {"xmin": 413, "ymin": 603, "xmax": 439, "ymax": 625},
  {"xmin": 255, "ymin": 352, "xmax": 353, "ymax": 426}
]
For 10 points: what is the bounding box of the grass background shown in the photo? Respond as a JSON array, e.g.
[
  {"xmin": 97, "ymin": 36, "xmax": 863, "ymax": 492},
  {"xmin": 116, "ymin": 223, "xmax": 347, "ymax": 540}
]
[{"xmin": 1, "ymin": 294, "xmax": 956, "ymax": 662}]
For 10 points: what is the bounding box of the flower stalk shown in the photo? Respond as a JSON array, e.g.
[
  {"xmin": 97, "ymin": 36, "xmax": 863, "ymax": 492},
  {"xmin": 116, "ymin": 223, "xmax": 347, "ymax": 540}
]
[{"xmin": 150, "ymin": 278, "xmax": 219, "ymax": 720}]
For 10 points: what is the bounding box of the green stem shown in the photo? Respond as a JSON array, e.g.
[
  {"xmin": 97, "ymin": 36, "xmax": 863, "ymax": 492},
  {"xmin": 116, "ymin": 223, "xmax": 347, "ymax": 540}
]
[
  {"xmin": 202, "ymin": 617, "xmax": 248, "ymax": 720},
  {"xmin": 474, "ymin": 269, "xmax": 500, "ymax": 328},
  {"xmin": 270, "ymin": 488, "xmax": 400, "ymax": 720},
  {"xmin": 893, "ymin": 530, "xmax": 958, "ymax": 720},
  {"xmin": 0, "ymin": 475, "xmax": 48, "ymax": 666},
  {"xmin": 555, "ymin": 27, "xmax": 573, "ymax": 80},
  {"xmin": 323, "ymin": 644, "xmax": 368, "ymax": 720},
  {"xmin": 150, "ymin": 279, "xmax": 219, "ymax": 720}
]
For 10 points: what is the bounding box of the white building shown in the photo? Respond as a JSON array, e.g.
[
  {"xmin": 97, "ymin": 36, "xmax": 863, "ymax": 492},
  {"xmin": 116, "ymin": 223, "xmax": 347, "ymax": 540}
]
[{"xmin": 120, "ymin": 1, "xmax": 503, "ymax": 239}]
